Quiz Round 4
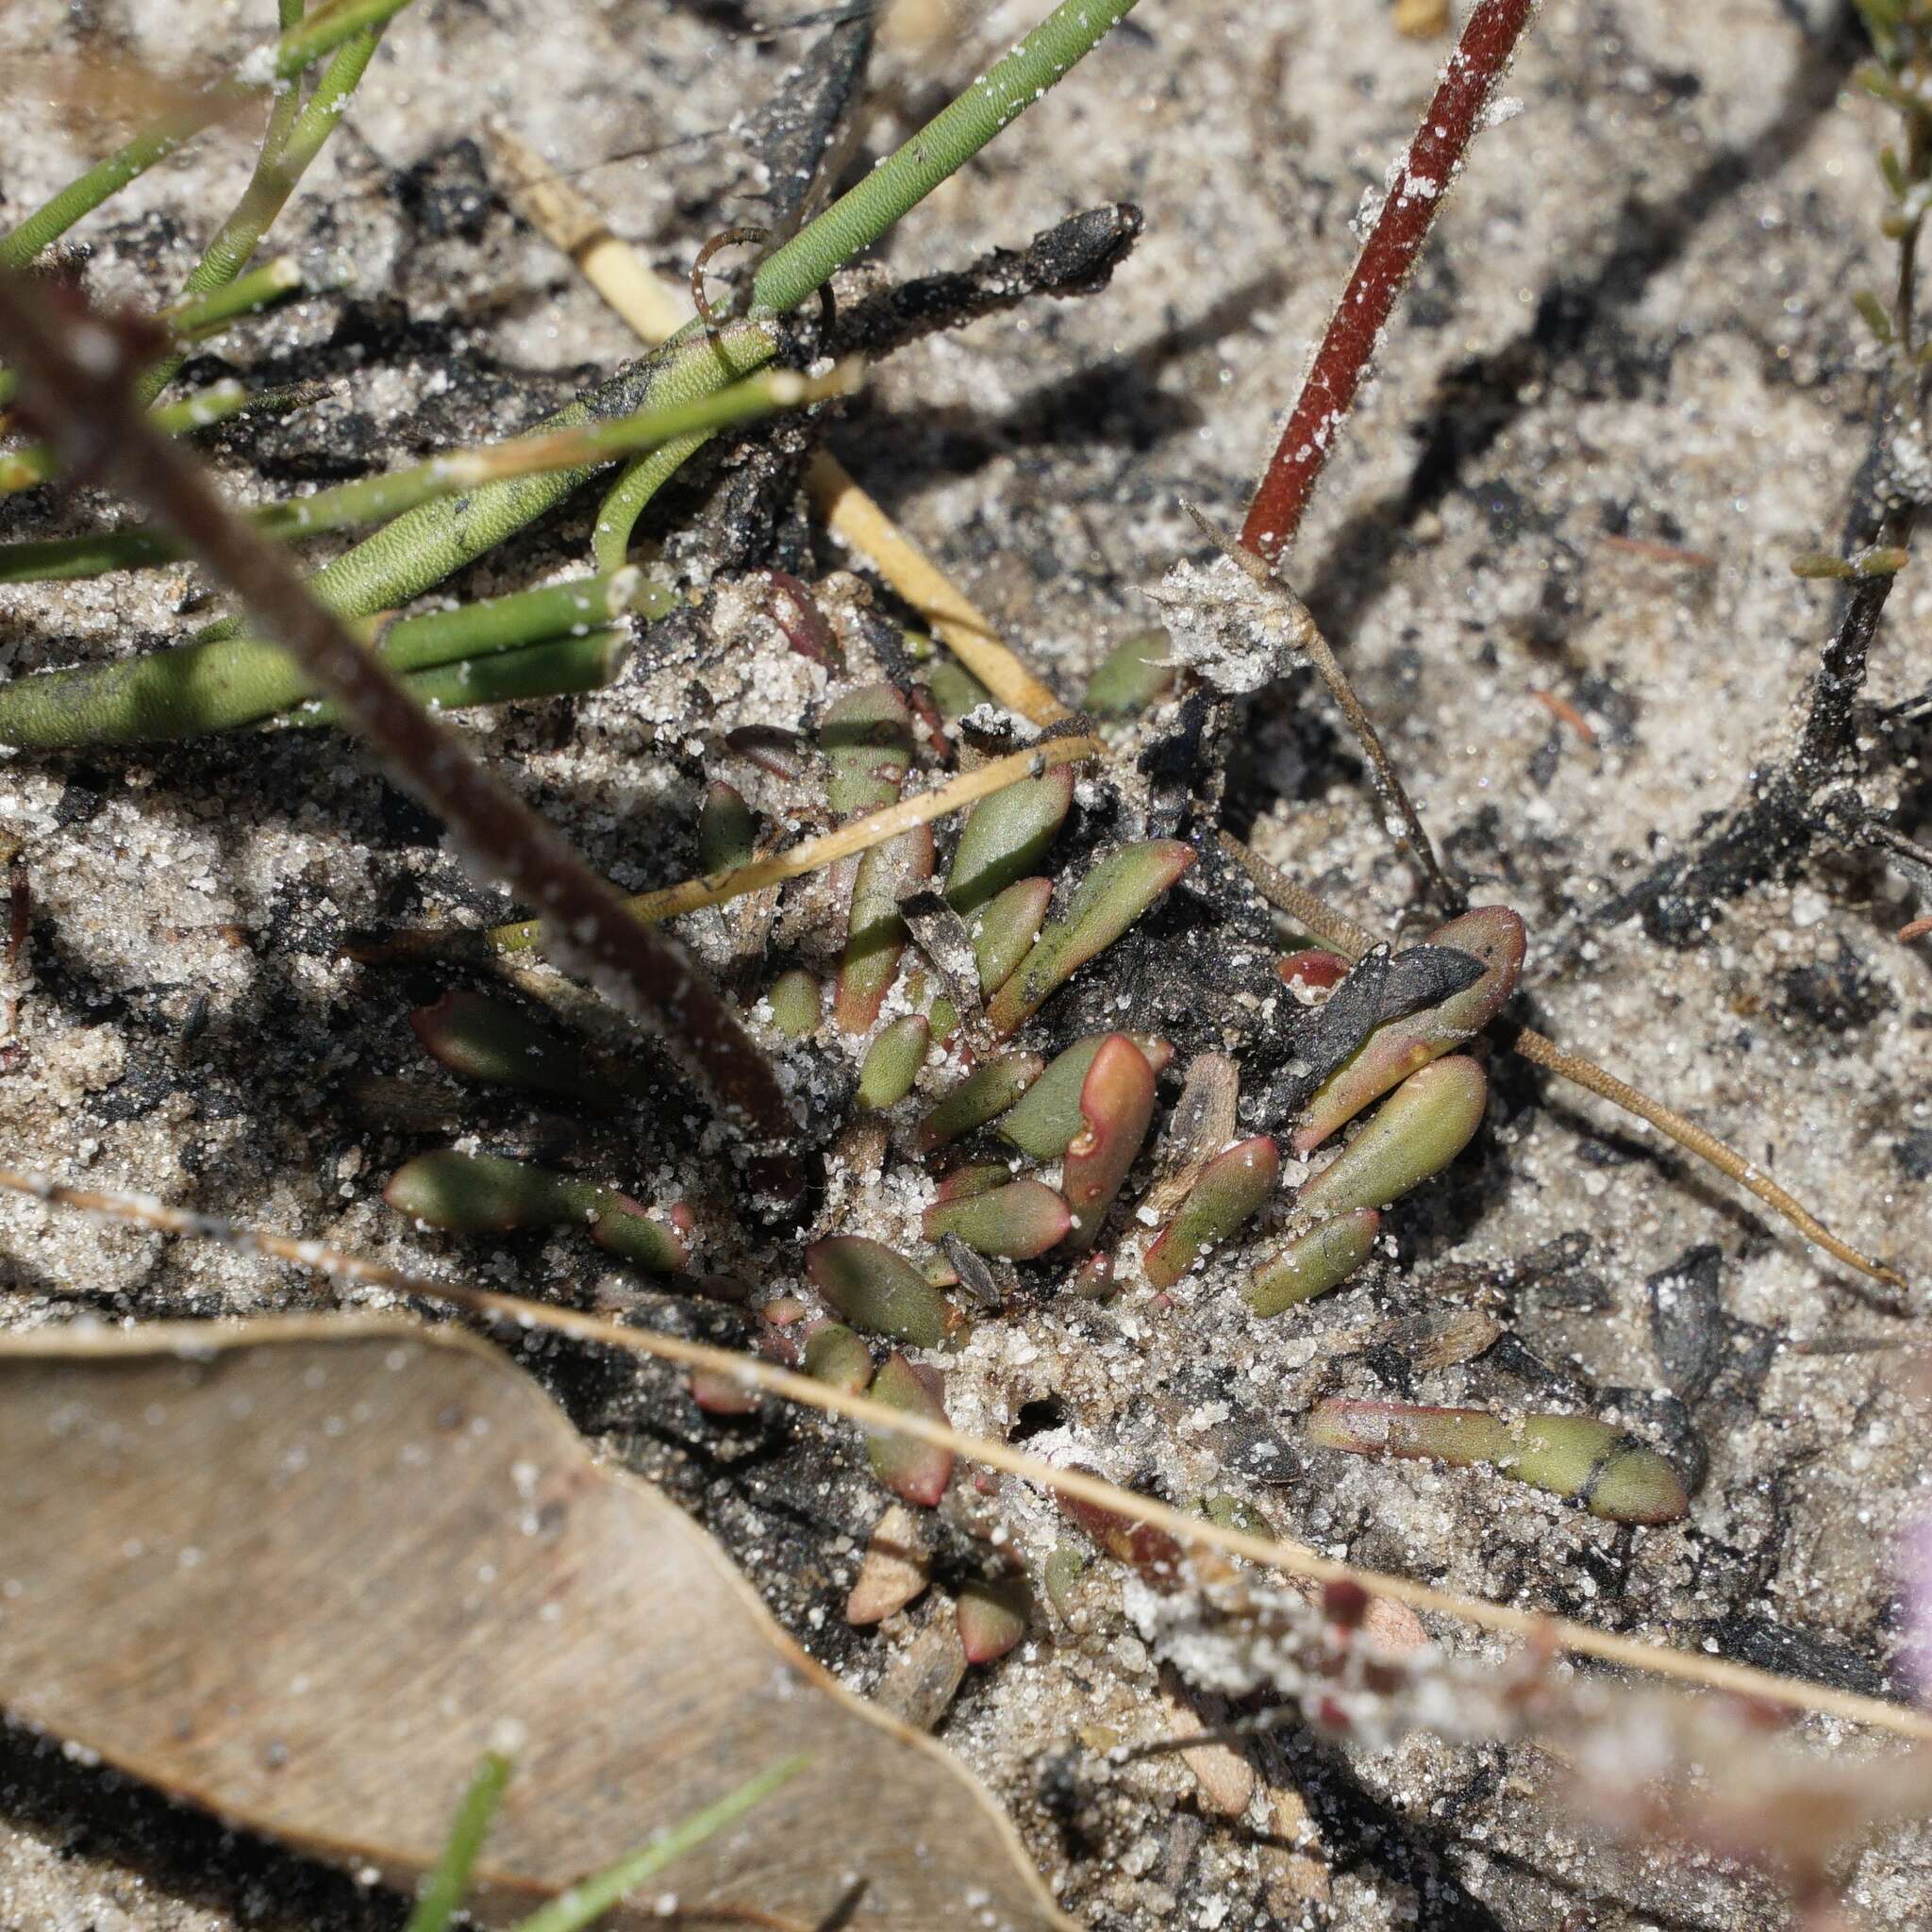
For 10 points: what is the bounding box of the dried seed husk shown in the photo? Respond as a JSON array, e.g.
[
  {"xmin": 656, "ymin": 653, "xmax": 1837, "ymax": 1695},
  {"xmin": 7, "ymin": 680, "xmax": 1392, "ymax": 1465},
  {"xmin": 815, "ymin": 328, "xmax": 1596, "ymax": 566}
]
[
  {"xmin": 1081, "ymin": 627, "xmax": 1175, "ymax": 717},
  {"xmin": 697, "ymin": 779, "xmax": 758, "ymax": 874},
  {"xmin": 945, "ymin": 767, "xmax": 1074, "ymax": 914},
  {"xmin": 1293, "ymin": 908, "xmax": 1524, "ymax": 1154},
  {"xmin": 971, "ymin": 876, "xmax": 1054, "ymax": 997},
  {"xmin": 1061, "ymin": 1034, "xmax": 1158, "ymax": 1252},
  {"xmin": 838, "ymin": 824, "xmax": 936, "ymax": 1033},
  {"xmin": 999, "ymin": 1032, "xmax": 1164, "ymax": 1159},
  {"xmin": 1295, "ymin": 1056, "xmax": 1488, "ymax": 1219},
  {"xmin": 957, "ymin": 1574, "xmax": 1032, "ymax": 1664},
  {"xmin": 408, "ymin": 991, "xmax": 614, "ymax": 1113},
  {"xmin": 384, "ymin": 1149, "xmax": 573, "ymax": 1232},
  {"xmin": 1057, "ymin": 1480, "xmax": 1185, "ymax": 1585},
  {"xmin": 922, "ymin": 1178, "xmax": 1071, "ymax": 1259},
  {"xmin": 1138, "ymin": 1051, "xmax": 1240, "ymax": 1222},
  {"xmin": 807, "ymin": 1236, "xmax": 960, "ymax": 1348},
  {"xmin": 915, "ymin": 1054, "xmax": 1044, "ymax": 1153},
  {"xmin": 1306, "ymin": 1399, "xmax": 1689, "ymax": 1524},
  {"xmin": 767, "ymin": 968, "xmax": 823, "ymax": 1040},
  {"xmin": 1143, "ymin": 1136, "xmax": 1280, "ymax": 1290},
  {"xmin": 847, "ymin": 1502, "xmax": 932, "ymax": 1625},
  {"xmin": 868, "ymin": 1353, "xmax": 955, "ymax": 1507},
  {"xmin": 804, "ymin": 1322, "xmax": 877, "ymax": 1395},
  {"xmin": 1245, "ymin": 1208, "xmax": 1380, "ymax": 1317},
  {"xmin": 986, "ymin": 841, "xmax": 1196, "ymax": 1037},
  {"xmin": 858, "ymin": 1013, "xmax": 932, "ymax": 1109}
]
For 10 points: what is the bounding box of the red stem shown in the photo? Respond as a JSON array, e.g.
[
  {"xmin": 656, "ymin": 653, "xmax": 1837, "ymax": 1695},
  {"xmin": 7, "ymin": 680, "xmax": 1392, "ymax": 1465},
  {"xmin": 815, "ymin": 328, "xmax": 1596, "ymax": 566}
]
[
  {"xmin": 0, "ymin": 276, "xmax": 793, "ymax": 1158},
  {"xmin": 1240, "ymin": 0, "xmax": 1537, "ymax": 563}
]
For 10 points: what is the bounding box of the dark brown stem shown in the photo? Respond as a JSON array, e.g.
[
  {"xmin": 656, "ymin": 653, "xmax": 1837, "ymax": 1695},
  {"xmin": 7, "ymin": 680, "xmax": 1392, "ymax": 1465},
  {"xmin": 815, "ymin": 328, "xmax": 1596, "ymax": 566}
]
[
  {"xmin": 0, "ymin": 275, "xmax": 792, "ymax": 1157},
  {"xmin": 1239, "ymin": 0, "xmax": 1538, "ymax": 562}
]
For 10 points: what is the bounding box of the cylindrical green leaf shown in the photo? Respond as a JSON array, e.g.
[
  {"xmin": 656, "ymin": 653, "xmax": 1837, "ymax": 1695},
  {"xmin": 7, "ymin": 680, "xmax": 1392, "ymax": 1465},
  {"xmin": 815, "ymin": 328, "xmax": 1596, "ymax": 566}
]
[
  {"xmin": 1295, "ymin": 1056, "xmax": 1488, "ymax": 1220},
  {"xmin": 1143, "ymin": 1136, "xmax": 1280, "ymax": 1290},
  {"xmin": 987, "ymin": 841, "xmax": 1195, "ymax": 1037},
  {"xmin": 922, "ymin": 1178, "xmax": 1071, "ymax": 1258},
  {"xmin": 807, "ymin": 1236, "xmax": 960, "ymax": 1348},
  {"xmin": 1244, "ymin": 1208, "xmax": 1379, "ymax": 1317},
  {"xmin": 858, "ymin": 1014, "xmax": 932, "ymax": 1109},
  {"xmin": 945, "ymin": 768, "xmax": 1073, "ymax": 914},
  {"xmin": 916, "ymin": 1055, "xmax": 1044, "ymax": 1153}
]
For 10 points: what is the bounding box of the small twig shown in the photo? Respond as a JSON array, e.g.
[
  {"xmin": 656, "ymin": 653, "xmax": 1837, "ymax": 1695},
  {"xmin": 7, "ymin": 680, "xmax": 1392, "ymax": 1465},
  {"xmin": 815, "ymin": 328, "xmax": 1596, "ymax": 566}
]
[
  {"xmin": 5, "ymin": 1165, "xmax": 1931, "ymax": 1742},
  {"xmin": 1217, "ymin": 830, "xmax": 1908, "ymax": 1294},
  {"xmin": 1185, "ymin": 501, "xmax": 1465, "ymax": 915},
  {"xmin": 1239, "ymin": 0, "xmax": 1539, "ymax": 562},
  {"xmin": 0, "ymin": 275, "xmax": 790, "ymax": 1146}
]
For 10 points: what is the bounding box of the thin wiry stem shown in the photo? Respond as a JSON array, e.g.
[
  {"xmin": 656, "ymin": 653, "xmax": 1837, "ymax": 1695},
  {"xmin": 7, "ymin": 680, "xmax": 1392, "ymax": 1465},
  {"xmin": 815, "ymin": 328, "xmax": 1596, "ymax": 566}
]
[
  {"xmin": 0, "ymin": 273, "xmax": 791, "ymax": 1147},
  {"xmin": 138, "ymin": 19, "xmax": 388, "ymax": 403},
  {"xmin": 1185, "ymin": 502, "xmax": 1465, "ymax": 915},
  {"xmin": 1239, "ymin": 0, "xmax": 1539, "ymax": 562},
  {"xmin": 0, "ymin": 0, "xmax": 418, "ymax": 271},
  {"xmin": 4, "ymin": 1164, "xmax": 1929, "ymax": 1743}
]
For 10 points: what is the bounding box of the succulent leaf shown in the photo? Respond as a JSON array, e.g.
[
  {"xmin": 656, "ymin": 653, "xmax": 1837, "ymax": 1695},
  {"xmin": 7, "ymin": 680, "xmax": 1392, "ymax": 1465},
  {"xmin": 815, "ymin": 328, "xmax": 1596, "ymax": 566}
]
[
  {"xmin": 836, "ymin": 823, "xmax": 936, "ymax": 1032},
  {"xmin": 1143, "ymin": 1135, "xmax": 1280, "ymax": 1289},
  {"xmin": 409, "ymin": 991, "xmax": 613, "ymax": 1112},
  {"xmin": 1294, "ymin": 1055, "xmax": 1488, "ymax": 1219},
  {"xmin": 697, "ymin": 779, "xmax": 758, "ymax": 874},
  {"xmin": 957, "ymin": 1574, "xmax": 1032, "ymax": 1663},
  {"xmin": 945, "ymin": 767, "xmax": 1074, "ymax": 914},
  {"xmin": 915, "ymin": 1054, "xmax": 1045, "ymax": 1153},
  {"xmin": 986, "ymin": 841, "xmax": 1196, "ymax": 1037},
  {"xmin": 767, "ymin": 968, "xmax": 823, "ymax": 1040},
  {"xmin": 1081, "ymin": 627, "xmax": 1176, "ymax": 717},
  {"xmin": 1244, "ymin": 1208, "xmax": 1380, "ymax": 1316},
  {"xmin": 922, "ymin": 1177, "xmax": 1072, "ymax": 1258},
  {"xmin": 1061, "ymin": 1033, "xmax": 1158, "ymax": 1252},
  {"xmin": 858, "ymin": 1013, "xmax": 932, "ymax": 1109},
  {"xmin": 971, "ymin": 875, "xmax": 1054, "ymax": 997},
  {"xmin": 1306, "ymin": 1399, "xmax": 1690, "ymax": 1524},
  {"xmin": 384, "ymin": 1149, "xmax": 573, "ymax": 1232},
  {"xmin": 807, "ymin": 1235, "xmax": 960, "ymax": 1348},
  {"xmin": 822, "ymin": 683, "xmax": 916, "ymax": 815},
  {"xmin": 803, "ymin": 1322, "xmax": 877, "ymax": 1394},
  {"xmin": 868, "ymin": 1352, "xmax": 955, "ymax": 1507}
]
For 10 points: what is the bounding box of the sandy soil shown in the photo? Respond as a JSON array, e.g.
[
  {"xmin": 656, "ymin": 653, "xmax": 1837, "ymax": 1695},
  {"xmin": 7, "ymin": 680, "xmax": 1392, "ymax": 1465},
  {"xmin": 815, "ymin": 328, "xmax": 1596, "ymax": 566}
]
[{"xmin": 3, "ymin": 0, "xmax": 1931, "ymax": 1926}]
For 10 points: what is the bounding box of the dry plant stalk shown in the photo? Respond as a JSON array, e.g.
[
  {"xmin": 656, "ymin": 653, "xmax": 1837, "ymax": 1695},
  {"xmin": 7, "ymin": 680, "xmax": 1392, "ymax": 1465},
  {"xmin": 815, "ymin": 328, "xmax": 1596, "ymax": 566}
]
[{"xmin": 4, "ymin": 1163, "xmax": 1928, "ymax": 1745}]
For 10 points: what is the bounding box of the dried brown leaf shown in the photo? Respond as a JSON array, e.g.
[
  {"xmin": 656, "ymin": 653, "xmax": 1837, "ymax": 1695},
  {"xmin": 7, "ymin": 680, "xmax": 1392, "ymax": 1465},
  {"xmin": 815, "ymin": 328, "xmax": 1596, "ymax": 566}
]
[{"xmin": 0, "ymin": 1317, "xmax": 1069, "ymax": 1931}]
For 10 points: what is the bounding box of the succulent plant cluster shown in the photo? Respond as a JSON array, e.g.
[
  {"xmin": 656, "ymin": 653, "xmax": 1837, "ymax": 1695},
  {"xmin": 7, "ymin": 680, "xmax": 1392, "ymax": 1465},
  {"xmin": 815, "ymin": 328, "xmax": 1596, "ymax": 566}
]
[{"xmin": 375, "ymin": 585, "xmax": 1690, "ymax": 1675}]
